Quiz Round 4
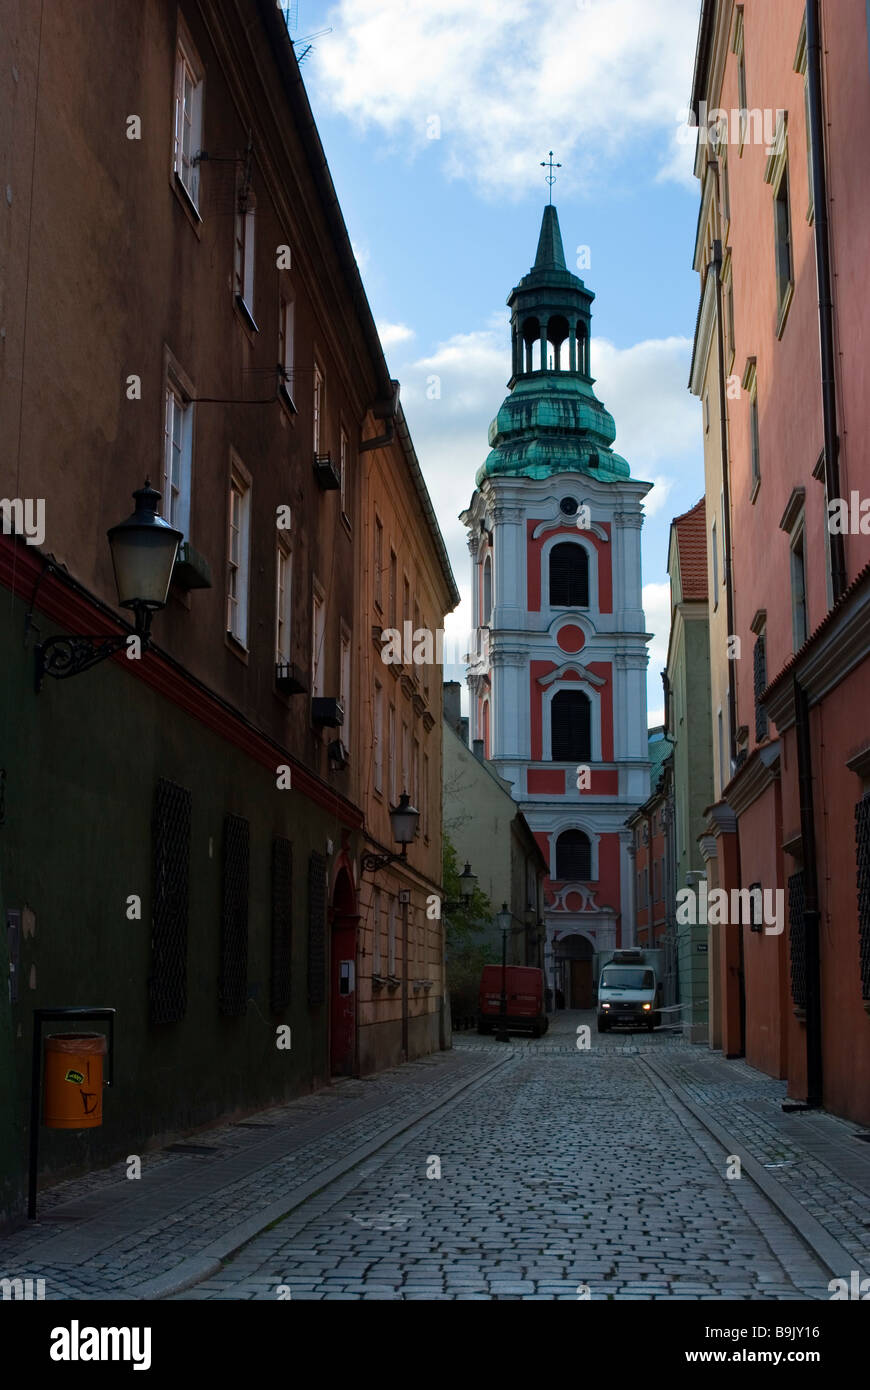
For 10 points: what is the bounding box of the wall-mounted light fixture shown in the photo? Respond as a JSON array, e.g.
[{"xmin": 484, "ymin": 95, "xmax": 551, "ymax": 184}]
[{"xmin": 35, "ymin": 480, "xmax": 181, "ymax": 691}]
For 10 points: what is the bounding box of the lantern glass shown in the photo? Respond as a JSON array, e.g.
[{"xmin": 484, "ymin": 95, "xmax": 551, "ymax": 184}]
[
  {"xmin": 390, "ymin": 793, "xmax": 420, "ymax": 846},
  {"xmin": 107, "ymin": 481, "xmax": 182, "ymax": 611}
]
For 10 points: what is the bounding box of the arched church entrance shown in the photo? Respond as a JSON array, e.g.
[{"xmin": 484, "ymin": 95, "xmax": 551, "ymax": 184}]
[{"xmin": 557, "ymin": 933, "xmax": 595, "ymax": 1009}]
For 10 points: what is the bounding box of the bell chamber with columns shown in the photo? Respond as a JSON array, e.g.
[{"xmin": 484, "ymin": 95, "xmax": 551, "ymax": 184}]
[{"xmin": 461, "ymin": 203, "xmax": 654, "ymax": 1005}]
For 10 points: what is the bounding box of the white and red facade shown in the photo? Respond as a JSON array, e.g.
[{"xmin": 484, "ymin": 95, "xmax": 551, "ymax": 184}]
[{"xmin": 462, "ymin": 206, "xmax": 652, "ymax": 1003}]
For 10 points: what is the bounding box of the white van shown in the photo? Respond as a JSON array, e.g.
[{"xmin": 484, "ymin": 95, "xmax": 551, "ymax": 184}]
[{"xmin": 597, "ymin": 953, "xmax": 660, "ymax": 1032}]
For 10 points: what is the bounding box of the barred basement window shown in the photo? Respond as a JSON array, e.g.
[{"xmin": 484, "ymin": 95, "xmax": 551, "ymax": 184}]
[
  {"xmin": 307, "ymin": 852, "xmax": 327, "ymax": 1007},
  {"xmin": 556, "ymin": 829, "xmax": 592, "ymax": 881},
  {"xmin": 219, "ymin": 814, "xmax": 249, "ymax": 1017},
  {"xmin": 549, "ymin": 542, "xmax": 589, "ymax": 608},
  {"xmin": 855, "ymin": 796, "xmax": 870, "ymax": 1002},
  {"xmin": 788, "ymin": 870, "xmax": 806, "ymax": 1012},
  {"xmin": 753, "ymin": 634, "xmax": 768, "ymax": 743},
  {"xmin": 271, "ymin": 838, "xmax": 293, "ymax": 1014},
  {"xmin": 149, "ymin": 778, "xmax": 192, "ymax": 1024}
]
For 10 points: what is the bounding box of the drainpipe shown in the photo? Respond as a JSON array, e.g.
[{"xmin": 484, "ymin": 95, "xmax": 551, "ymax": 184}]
[
  {"xmin": 806, "ymin": 0, "xmax": 847, "ymax": 602},
  {"xmin": 793, "ymin": 677, "xmax": 823, "ymax": 1107},
  {"xmin": 711, "ymin": 238, "xmax": 739, "ymax": 773}
]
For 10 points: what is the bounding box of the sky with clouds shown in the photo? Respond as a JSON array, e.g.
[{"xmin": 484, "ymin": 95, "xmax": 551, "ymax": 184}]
[{"xmin": 288, "ymin": 0, "xmax": 706, "ymax": 726}]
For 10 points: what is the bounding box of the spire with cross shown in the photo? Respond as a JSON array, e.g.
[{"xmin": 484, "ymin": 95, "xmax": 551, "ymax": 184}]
[{"xmin": 540, "ymin": 150, "xmax": 561, "ymax": 204}]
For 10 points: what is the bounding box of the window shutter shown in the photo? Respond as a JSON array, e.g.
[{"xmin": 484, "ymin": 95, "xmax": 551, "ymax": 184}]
[
  {"xmin": 549, "ymin": 543, "xmax": 589, "ymax": 607},
  {"xmin": 551, "ymin": 689, "xmax": 591, "ymax": 761},
  {"xmin": 556, "ymin": 830, "xmax": 592, "ymax": 881}
]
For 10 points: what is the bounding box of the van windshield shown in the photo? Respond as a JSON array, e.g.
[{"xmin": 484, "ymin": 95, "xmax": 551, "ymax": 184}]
[{"xmin": 600, "ymin": 969, "xmax": 653, "ymax": 990}]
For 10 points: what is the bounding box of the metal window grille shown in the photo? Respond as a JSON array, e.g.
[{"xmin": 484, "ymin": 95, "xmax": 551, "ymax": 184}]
[
  {"xmin": 856, "ymin": 796, "xmax": 870, "ymax": 1001},
  {"xmin": 271, "ymin": 837, "xmax": 293, "ymax": 1013},
  {"xmin": 788, "ymin": 870, "xmax": 806, "ymax": 1009},
  {"xmin": 149, "ymin": 778, "xmax": 192, "ymax": 1023},
  {"xmin": 307, "ymin": 852, "xmax": 327, "ymax": 1006},
  {"xmin": 754, "ymin": 636, "xmax": 768, "ymax": 743},
  {"xmin": 219, "ymin": 814, "xmax": 249, "ymax": 1016}
]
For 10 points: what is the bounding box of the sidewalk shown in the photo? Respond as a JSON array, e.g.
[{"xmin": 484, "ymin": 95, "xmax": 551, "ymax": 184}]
[
  {"xmin": 0, "ymin": 1047, "xmax": 507, "ymax": 1300},
  {"xmin": 643, "ymin": 1049, "xmax": 870, "ymax": 1282}
]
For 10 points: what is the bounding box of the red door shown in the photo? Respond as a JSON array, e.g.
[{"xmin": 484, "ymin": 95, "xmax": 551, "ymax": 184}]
[{"xmin": 330, "ymin": 916, "xmax": 357, "ymax": 1076}]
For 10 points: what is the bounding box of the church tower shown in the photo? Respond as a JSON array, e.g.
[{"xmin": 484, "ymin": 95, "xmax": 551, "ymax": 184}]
[{"xmin": 461, "ymin": 204, "xmax": 652, "ymax": 1006}]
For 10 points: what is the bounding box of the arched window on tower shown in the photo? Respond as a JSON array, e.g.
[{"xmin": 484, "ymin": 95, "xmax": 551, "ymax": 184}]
[
  {"xmin": 482, "ymin": 553, "xmax": 492, "ymax": 625},
  {"xmin": 551, "ymin": 689, "xmax": 591, "ymax": 761},
  {"xmin": 555, "ymin": 829, "xmax": 592, "ymax": 881},
  {"xmin": 481, "ymin": 698, "xmax": 491, "ymax": 760},
  {"xmin": 549, "ymin": 542, "xmax": 589, "ymax": 607}
]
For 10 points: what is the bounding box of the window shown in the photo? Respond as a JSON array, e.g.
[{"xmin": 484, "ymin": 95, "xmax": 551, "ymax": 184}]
[
  {"xmin": 734, "ymin": 9, "xmax": 747, "ymax": 151},
  {"xmin": 790, "ymin": 522, "xmax": 808, "ymax": 650},
  {"xmin": 753, "ymin": 631, "xmax": 768, "ymax": 743},
  {"xmin": 549, "ymin": 542, "xmax": 589, "ymax": 607},
  {"xmin": 373, "ymin": 681, "xmax": 384, "ymax": 793},
  {"xmin": 374, "ymin": 517, "xmax": 383, "ymax": 609},
  {"xmin": 482, "ymin": 553, "xmax": 493, "ymax": 624},
  {"xmin": 551, "ymin": 689, "xmax": 591, "ymax": 762},
  {"xmin": 387, "ymin": 898, "xmax": 397, "ymax": 976},
  {"xmin": 227, "ymin": 470, "xmax": 251, "ymax": 645},
  {"xmin": 389, "ymin": 550, "xmax": 397, "ymax": 629},
  {"xmin": 233, "ymin": 191, "xmax": 255, "ymax": 320},
  {"xmin": 744, "ymin": 358, "xmax": 760, "ymax": 497},
  {"xmin": 173, "ymin": 31, "xmax": 203, "ymax": 207},
  {"xmin": 275, "ymin": 544, "xmax": 291, "ymax": 664},
  {"xmin": 720, "ymin": 487, "xmax": 726, "ymax": 575},
  {"xmin": 726, "ymin": 277, "xmax": 735, "ymax": 364},
  {"xmin": 774, "ymin": 163, "xmax": 793, "ymax": 315},
  {"xmin": 795, "ymin": 19, "xmax": 814, "ymax": 221},
  {"xmin": 313, "ymin": 364, "xmax": 324, "ymax": 453},
  {"xmin": 555, "ymin": 830, "xmax": 592, "ymax": 881},
  {"xmin": 412, "ymin": 738, "xmax": 420, "ymax": 813},
  {"xmin": 311, "ymin": 589, "xmax": 325, "ymax": 697},
  {"xmin": 278, "ymin": 297, "xmax": 295, "ymax": 405},
  {"xmin": 711, "ymin": 519, "xmax": 719, "ymax": 600},
  {"xmin": 718, "ymin": 708, "xmax": 725, "ymax": 792},
  {"xmin": 163, "ymin": 381, "xmax": 193, "ymax": 538},
  {"xmin": 481, "ymin": 698, "xmax": 490, "ymax": 759},
  {"xmin": 372, "ymin": 889, "xmax": 382, "ymax": 976},
  {"xmin": 340, "ymin": 428, "xmax": 349, "ymax": 516},
  {"xmin": 402, "ymin": 721, "xmax": 410, "ymax": 796},
  {"xmin": 721, "ymin": 149, "xmax": 731, "ymax": 226},
  {"xmin": 703, "ymin": 392, "xmax": 710, "ymax": 434},
  {"xmin": 422, "ymin": 753, "xmax": 429, "ymax": 838},
  {"xmin": 340, "ymin": 629, "xmax": 351, "ymax": 739},
  {"xmin": 388, "ymin": 704, "xmax": 397, "ymax": 803},
  {"xmin": 403, "ymin": 575, "xmax": 411, "ymax": 628}
]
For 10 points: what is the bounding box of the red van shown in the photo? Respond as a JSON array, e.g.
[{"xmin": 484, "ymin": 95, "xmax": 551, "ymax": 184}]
[{"xmin": 477, "ymin": 965, "xmax": 549, "ymax": 1038}]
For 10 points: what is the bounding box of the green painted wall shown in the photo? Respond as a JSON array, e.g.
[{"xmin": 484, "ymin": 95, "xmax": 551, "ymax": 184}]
[{"xmin": 0, "ymin": 592, "xmax": 350, "ymax": 1228}]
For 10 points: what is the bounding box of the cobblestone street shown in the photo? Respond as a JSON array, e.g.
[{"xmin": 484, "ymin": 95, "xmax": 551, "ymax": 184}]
[
  {"xmin": 173, "ymin": 1014, "xmax": 867, "ymax": 1301},
  {"xmin": 4, "ymin": 1013, "xmax": 869, "ymax": 1302}
]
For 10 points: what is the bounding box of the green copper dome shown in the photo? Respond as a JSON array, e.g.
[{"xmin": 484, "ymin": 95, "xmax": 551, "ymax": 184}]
[{"xmin": 477, "ymin": 205, "xmax": 631, "ymax": 487}]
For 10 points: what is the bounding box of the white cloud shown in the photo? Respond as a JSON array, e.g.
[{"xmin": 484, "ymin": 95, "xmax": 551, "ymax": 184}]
[
  {"xmin": 313, "ymin": 0, "xmax": 699, "ymax": 195},
  {"xmin": 377, "ymin": 321, "xmax": 416, "ymax": 348},
  {"xmin": 590, "ymin": 335, "xmax": 697, "ymax": 476}
]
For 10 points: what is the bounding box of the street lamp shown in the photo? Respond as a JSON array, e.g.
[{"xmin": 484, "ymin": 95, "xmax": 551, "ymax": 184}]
[
  {"xmin": 35, "ymin": 480, "xmax": 182, "ymax": 690},
  {"xmin": 360, "ymin": 792, "xmax": 420, "ymax": 873},
  {"xmin": 458, "ymin": 862, "xmax": 477, "ymax": 901}
]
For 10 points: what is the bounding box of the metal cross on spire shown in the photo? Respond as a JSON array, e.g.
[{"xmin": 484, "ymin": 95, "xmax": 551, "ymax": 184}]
[{"xmin": 540, "ymin": 151, "xmax": 561, "ymax": 203}]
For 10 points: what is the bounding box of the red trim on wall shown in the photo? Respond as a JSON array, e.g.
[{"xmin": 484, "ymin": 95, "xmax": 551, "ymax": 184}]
[
  {"xmin": 526, "ymin": 520, "xmax": 613, "ymax": 614},
  {"xmin": 529, "ymin": 660, "xmax": 554, "ymax": 759},
  {"xmin": 527, "ymin": 769, "xmax": 565, "ymax": 795},
  {"xmin": 588, "ymin": 662, "xmax": 613, "ymax": 761},
  {"xmin": 1, "ymin": 536, "xmax": 363, "ymax": 828}
]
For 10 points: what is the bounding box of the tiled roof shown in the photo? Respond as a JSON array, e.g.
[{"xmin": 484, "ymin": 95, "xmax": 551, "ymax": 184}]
[{"xmin": 672, "ymin": 497, "xmax": 707, "ymax": 600}]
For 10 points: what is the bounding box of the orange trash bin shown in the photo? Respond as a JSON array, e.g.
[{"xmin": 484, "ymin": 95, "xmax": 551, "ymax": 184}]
[{"xmin": 43, "ymin": 1033, "xmax": 107, "ymax": 1129}]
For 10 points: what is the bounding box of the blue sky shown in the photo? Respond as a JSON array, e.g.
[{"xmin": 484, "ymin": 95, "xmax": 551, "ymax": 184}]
[{"xmin": 289, "ymin": 0, "xmax": 705, "ymax": 725}]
